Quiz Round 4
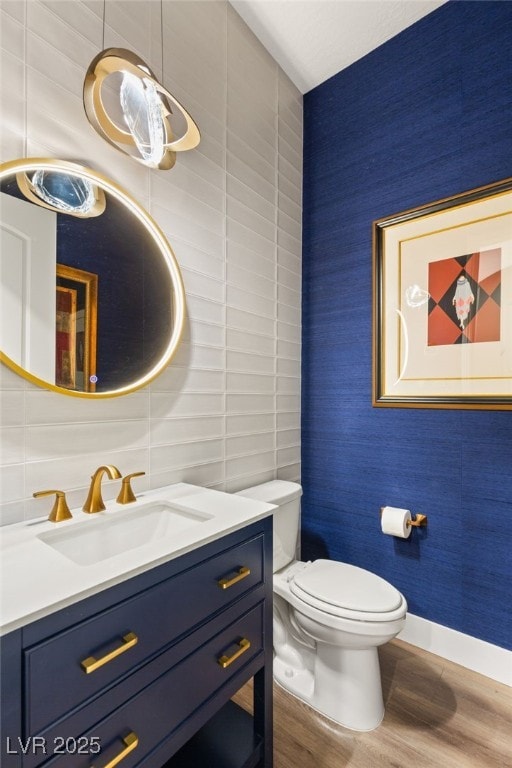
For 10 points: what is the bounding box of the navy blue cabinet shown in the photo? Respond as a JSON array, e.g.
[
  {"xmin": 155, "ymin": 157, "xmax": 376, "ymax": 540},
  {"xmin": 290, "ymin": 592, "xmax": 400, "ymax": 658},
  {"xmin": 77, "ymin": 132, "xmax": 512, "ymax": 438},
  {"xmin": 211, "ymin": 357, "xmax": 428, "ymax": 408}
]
[{"xmin": 0, "ymin": 519, "xmax": 273, "ymax": 768}]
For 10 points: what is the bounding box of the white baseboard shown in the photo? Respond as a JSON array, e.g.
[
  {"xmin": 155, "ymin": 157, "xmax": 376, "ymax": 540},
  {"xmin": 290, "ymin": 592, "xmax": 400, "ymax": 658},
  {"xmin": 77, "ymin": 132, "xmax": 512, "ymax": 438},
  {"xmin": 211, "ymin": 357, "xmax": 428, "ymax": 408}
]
[{"xmin": 397, "ymin": 612, "xmax": 512, "ymax": 687}]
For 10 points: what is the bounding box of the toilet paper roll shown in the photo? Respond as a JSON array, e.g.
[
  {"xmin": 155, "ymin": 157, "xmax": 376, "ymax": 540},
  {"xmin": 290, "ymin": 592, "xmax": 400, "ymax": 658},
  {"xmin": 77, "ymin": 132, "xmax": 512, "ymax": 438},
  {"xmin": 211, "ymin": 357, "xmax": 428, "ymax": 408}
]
[{"xmin": 381, "ymin": 506, "xmax": 412, "ymax": 539}]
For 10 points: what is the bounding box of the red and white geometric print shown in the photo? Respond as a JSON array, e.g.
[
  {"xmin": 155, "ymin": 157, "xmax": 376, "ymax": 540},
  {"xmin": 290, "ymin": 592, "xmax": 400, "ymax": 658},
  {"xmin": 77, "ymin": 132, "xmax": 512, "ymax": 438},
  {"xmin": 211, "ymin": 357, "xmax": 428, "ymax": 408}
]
[{"xmin": 427, "ymin": 249, "xmax": 501, "ymax": 346}]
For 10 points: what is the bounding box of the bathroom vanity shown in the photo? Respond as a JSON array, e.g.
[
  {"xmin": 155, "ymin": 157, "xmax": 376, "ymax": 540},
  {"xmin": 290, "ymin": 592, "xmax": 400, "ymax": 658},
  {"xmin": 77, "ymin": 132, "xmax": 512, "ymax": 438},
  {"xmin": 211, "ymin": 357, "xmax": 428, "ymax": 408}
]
[{"xmin": 0, "ymin": 484, "xmax": 274, "ymax": 768}]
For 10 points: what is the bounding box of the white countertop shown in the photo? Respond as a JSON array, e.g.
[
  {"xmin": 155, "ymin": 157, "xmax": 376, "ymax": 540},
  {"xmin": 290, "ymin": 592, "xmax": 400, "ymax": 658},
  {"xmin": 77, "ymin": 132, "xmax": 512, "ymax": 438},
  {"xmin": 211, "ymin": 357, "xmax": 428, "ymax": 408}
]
[{"xmin": 0, "ymin": 483, "xmax": 275, "ymax": 636}]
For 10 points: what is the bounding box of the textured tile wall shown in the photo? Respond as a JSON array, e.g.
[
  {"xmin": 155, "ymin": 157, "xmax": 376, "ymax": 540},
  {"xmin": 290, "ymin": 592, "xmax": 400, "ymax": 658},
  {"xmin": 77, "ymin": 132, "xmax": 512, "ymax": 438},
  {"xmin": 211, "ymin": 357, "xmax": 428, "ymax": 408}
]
[{"xmin": 0, "ymin": 0, "xmax": 302, "ymax": 525}]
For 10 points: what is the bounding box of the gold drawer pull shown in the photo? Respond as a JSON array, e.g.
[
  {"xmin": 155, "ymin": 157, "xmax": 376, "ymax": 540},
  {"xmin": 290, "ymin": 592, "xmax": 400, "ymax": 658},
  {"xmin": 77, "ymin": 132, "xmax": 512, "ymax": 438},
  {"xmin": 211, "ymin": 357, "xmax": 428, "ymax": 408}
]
[
  {"xmin": 81, "ymin": 632, "xmax": 138, "ymax": 674},
  {"xmin": 217, "ymin": 566, "xmax": 251, "ymax": 589},
  {"xmin": 218, "ymin": 638, "xmax": 251, "ymax": 669},
  {"xmin": 91, "ymin": 731, "xmax": 138, "ymax": 768}
]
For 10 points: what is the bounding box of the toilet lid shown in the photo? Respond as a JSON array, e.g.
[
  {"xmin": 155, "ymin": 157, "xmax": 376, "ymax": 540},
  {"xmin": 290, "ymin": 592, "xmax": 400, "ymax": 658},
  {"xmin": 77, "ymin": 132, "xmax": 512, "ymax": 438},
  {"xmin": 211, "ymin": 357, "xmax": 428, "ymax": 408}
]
[{"xmin": 290, "ymin": 560, "xmax": 403, "ymax": 614}]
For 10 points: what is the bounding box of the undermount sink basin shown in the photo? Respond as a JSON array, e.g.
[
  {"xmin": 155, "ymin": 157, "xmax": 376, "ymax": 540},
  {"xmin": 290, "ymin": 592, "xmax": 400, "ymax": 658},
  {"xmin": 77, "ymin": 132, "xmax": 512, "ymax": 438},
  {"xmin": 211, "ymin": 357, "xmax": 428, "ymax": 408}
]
[{"xmin": 37, "ymin": 501, "xmax": 213, "ymax": 566}]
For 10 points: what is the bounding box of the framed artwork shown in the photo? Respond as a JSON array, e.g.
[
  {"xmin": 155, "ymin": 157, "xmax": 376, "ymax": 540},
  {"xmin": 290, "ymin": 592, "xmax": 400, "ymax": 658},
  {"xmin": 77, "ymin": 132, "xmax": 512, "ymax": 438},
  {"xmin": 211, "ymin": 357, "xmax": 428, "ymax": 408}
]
[
  {"xmin": 56, "ymin": 264, "xmax": 98, "ymax": 392},
  {"xmin": 373, "ymin": 178, "xmax": 512, "ymax": 409}
]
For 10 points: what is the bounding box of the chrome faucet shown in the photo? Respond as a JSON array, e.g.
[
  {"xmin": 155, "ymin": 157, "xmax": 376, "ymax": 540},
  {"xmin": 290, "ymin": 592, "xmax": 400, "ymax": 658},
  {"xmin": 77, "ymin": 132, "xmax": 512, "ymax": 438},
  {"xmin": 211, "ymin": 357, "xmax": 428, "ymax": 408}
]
[{"xmin": 83, "ymin": 465, "xmax": 122, "ymax": 513}]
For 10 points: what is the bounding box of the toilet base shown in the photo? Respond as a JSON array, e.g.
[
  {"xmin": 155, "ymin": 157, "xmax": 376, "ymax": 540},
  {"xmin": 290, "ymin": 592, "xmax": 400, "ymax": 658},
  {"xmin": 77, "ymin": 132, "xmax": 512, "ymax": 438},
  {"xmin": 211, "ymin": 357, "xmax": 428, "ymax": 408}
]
[{"xmin": 273, "ymin": 644, "xmax": 385, "ymax": 732}]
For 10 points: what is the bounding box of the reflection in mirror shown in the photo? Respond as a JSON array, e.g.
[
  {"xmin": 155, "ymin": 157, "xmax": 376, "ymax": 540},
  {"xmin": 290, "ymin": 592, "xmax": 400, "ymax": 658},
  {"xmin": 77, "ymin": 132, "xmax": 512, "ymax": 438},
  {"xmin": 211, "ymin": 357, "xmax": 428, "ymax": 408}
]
[
  {"xmin": 16, "ymin": 169, "xmax": 106, "ymax": 217},
  {"xmin": 55, "ymin": 264, "xmax": 98, "ymax": 391},
  {"xmin": 0, "ymin": 158, "xmax": 185, "ymax": 397}
]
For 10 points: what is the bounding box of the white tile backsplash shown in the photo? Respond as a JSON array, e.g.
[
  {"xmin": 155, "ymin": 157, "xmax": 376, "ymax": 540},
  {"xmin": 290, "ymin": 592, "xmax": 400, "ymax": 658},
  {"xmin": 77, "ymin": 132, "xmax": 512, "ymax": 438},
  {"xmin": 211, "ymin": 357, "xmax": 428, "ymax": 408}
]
[
  {"xmin": 175, "ymin": 241, "xmax": 225, "ymax": 282},
  {"xmin": 278, "ymin": 320, "xmax": 302, "ymax": 344},
  {"xmin": 227, "ymin": 97, "xmax": 277, "ymax": 160},
  {"xmin": 0, "ymin": 0, "xmax": 302, "ymax": 524},
  {"xmin": 277, "ymin": 412, "xmax": 301, "ymax": 431},
  {"xmin": 151, "ymin": 460, "xmax": 224, "ymax": 491},
  {"xmin": 226, "ymin": 393, "xmax": 275, "ymax": 414},
  {"xmin": 186, "ymin": 320, "xmax": 225, "ymax": 348},
  {"xmin": 25, "ymin": 420, "xmax": 149, "ymax": 461},
  {"xmin": 278, "ymin": 171, "xmax": 302, "ymax": 207},
  {"xmin": 227, "ymin": 197, "xmax": 276, "ymax": 243},
  {"xmin": 278, "ymin": 191, "xmax": 302, "ymax": 225},
  {"xmin": 226, "ymin": 431, "xmax": 274, "ymax": 458},
  {"xmin": 277, "ymin": 395, "xmax": 301, "ymax": 412},
  {"xmin": 0, "ymin": 428, "xmax": 24, "ymax": 464},
  {"xmin": 226, "ymin": 284, "xmax": 276, "ymax": 324},
  {"xmin": 186, "ymin": 295, "xmax": 226, "ymax": 327},
  {"xmin": 277, "ymin": 338, "xmax": 301, "ymax": 362},
  {"xmin": 0, "ymin": 463, "xmax": 24, "ymax": 503},
  {"xmin": 152, "ymin": 367, "xmax": 225, "ymax": 395},
  {"xmin": 278, "ymin": 228, "xmax": 302, "ymax": 259},
  {"xmin": 226, "ymin": 240, "xmax": 276, "ymax": 280},
  {"xmin": 24, "ymin": 390, "xmax": 150, "ymax": 425},
  {"xmin": 227, "ymin": 263, "xmax": 276, "ymax": 300},
  {"xmin": 171, "ymin": 343, "xmax": 225, "ymax": 372},
  {"xmin": 151, "ymin": 439, "xmax": 223, "ymax": 473},
  {"xmin": 227, "ymin": 372, "xmax": 275, "ymax": 394},
  {"xmin": 226, "ymin": 305, "xmax": 275, "ymax": 336},
  {"xmin": 227, "ymin": 413, "xmax": 275, "ymax": 436},
  {"xmin": 227, "ymin": 175, "xmax": 275, "ymax": 227},
  {"xmin": 150, "ymin": 392, "xmax": 225, "ymax": 420},
  {"xmin": 227, "ymin": 329, "xmax": 275, "ymax": 357},
  {"xmin": 27, "ymin": 1, "xmax": 98, "ymax": 68},
  {"xmin": 227, "ymin": 219, "xmax": 276, "ymax": 261},
  {"xmin": 226, "ymin": 351, "xmax": 275, "ymax": 375},
  {"xmin": 150, "ymin": 416, "xmax": 224, "ymax": 446},
  {"xmin": 278, "ymin": 301, "xmax": 301, "ymax": 326},
  {"xmin": 0, "ymin": 391, "xmax": 24, "ymax": 427},
  {"xmin": 41, "ymin": 1, "xmax": 101, "ymax": 47},
  {"xmin": 277, "ymin": 429, "xmax": 301, "ymax": 449},
  {"xmin": 277, "ymin": 376, "xmax": 300, "ymax": 396},
  {"xmin": 226, "ymin": 450, "xmax": 275, "ymax": 479},
  {"xmin": 227, "ymin": 152, "xmax": 276, "ymax": 205},
  {"xmin": 278, "ymin": 265, "xmax": 302, "ymax": 292},
  {"xmin": 0, "ymin": 9, "xmax": 24, "ymax": 59},
  {"xmin": 277, "ymin": 357, "xmax": 301, "ymax": 378}
]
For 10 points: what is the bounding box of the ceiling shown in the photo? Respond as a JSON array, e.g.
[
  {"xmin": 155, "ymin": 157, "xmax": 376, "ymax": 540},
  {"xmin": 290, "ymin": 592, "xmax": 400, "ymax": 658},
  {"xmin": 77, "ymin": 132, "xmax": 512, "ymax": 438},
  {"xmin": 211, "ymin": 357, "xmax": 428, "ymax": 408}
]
[{"xmin": 230, "ymin": 0, "xmax": 446, "ymax": 94}]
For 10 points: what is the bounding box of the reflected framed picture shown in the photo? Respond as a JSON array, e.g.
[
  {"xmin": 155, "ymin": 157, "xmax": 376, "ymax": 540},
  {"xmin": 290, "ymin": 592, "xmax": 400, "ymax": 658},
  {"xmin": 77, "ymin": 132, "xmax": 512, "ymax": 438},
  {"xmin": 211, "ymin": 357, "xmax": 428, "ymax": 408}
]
[
  {"xmin": 373, "ymin": 178, "xmax": 512, "ymax": 410},
  {"xmin": 56, "ymin": 264, "xmax": 98, "ymax": 392}
]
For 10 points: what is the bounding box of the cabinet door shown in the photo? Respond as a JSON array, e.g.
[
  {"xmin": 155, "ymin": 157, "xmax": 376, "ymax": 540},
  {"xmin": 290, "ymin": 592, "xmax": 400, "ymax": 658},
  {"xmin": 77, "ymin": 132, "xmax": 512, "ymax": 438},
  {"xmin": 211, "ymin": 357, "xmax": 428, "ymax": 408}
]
[
  {"xmin": 25, "ymin": 534, "xmax": 264, "ymax": 735},
  {"xmin": 0, "ymin": 630, "xmax": 23, "ymax": 768},
  {"xmin": 30, "ymin": 603, "xmax": 264, "ymax": 767}
]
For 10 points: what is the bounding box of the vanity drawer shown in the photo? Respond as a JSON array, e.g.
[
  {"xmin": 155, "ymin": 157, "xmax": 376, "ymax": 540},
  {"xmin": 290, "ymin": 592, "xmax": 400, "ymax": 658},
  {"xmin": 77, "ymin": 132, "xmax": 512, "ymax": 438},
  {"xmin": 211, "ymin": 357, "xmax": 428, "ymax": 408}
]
[
  {"xmin": 24, "ymin": 534, "xmax": 264, "ymax": 735},
  {"xmin": 36, "ymin": 602, "xmax": 263, "ymax": 768}
]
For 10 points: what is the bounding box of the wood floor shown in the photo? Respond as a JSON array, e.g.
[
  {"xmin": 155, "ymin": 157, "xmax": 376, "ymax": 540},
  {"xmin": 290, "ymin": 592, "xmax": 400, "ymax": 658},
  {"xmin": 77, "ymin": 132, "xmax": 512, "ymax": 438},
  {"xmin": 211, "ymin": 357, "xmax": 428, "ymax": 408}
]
[{"xmin": 233, "ymin": 638, "xmax": 512, "ymax": 768}]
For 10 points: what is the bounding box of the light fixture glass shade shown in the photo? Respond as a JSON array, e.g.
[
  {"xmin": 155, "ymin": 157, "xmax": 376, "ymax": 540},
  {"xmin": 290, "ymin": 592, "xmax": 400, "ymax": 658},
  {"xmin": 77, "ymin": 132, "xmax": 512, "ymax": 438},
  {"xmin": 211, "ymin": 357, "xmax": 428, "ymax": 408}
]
[
  {"xmin": 16, "ymin": 169, "xmax": 106, "ymax": 218},
  {"xmin": 83, "ymin": 49, "xmax": 200, "ymax": 170},
  {"xmin": 119, "ymin": 73, "xmax": 165, "ymax": 166}
]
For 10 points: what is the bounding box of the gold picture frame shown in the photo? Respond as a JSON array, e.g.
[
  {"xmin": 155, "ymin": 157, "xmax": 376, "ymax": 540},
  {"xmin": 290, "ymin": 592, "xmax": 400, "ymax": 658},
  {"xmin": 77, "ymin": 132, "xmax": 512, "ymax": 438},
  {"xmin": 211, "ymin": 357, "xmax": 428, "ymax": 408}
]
[
  {"xmin": 373, "ymin": 178, "xmax": 512, "ymax": 410},
  {"xmin": 56, "ymin": 264, "xmax": 98, "ymax": 392}
]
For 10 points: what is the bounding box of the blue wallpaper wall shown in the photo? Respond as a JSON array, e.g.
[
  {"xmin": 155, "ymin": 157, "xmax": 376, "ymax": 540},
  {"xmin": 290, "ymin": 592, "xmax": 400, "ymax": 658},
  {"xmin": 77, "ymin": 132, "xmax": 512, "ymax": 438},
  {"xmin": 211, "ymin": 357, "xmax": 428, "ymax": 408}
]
[{"xmin": 302, "ymin": 1, "xmax": 512, "ymax": 650}]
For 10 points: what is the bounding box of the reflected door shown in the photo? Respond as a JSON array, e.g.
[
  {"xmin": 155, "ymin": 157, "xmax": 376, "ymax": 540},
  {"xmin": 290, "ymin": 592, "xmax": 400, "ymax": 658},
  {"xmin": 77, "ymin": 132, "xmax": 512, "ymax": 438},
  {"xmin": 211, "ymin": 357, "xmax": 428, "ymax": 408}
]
[{"xmin": 0, "ymin": 192, "xmax": 56, "ymax": 382}]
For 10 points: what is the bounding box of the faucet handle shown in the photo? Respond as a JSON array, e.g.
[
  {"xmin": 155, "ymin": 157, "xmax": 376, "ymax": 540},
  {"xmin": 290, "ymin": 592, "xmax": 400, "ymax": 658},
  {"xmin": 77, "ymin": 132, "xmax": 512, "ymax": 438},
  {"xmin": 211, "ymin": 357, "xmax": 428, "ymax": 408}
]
[
  {"xmin": 116, "ymin": 472, "xmax": 146, "ymax": 505},
  {"xmin": 33, "ymin": 489, "xmax": 73, "ymax": 523}
]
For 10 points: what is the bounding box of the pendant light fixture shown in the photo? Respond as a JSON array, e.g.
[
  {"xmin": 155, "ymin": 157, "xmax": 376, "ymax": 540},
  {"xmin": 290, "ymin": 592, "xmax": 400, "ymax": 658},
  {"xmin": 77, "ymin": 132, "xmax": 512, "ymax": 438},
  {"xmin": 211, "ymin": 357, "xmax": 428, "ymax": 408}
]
[
  {"xmin": 16, "ymin": 168, "xmax": 106, "ymax": 218},
  {"xmin": 83, "ymin": 1, "xmax": 200, "ymax": 170}
]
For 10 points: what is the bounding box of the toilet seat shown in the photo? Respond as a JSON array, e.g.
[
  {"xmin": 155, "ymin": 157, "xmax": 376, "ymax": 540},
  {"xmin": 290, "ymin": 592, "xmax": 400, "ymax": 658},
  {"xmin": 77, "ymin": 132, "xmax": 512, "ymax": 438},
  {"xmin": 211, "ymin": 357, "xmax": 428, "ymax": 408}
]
[{"xmin": 289, "ymin": 560, "xmax": 406, "ymax": 622}]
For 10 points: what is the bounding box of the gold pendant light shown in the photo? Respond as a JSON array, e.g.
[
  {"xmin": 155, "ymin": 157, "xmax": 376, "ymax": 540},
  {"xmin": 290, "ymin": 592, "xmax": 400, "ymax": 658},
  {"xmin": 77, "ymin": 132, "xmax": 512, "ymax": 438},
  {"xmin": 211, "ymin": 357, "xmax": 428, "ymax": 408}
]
[{"xmin": 83, "ymin": 3, "xmax": 200, "ymax": 169}]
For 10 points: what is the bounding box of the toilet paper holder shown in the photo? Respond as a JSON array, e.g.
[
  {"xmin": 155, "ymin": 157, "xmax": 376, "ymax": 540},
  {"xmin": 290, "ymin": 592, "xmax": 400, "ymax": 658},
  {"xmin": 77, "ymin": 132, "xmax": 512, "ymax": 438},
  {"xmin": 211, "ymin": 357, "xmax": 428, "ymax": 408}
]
[
  {"xmin": 406, "ymin": 513, "xmax": 428, "ymax": 528},
  {"xmin": 379, "ymin": 508, "xmax": 428, "ymax": 527}
]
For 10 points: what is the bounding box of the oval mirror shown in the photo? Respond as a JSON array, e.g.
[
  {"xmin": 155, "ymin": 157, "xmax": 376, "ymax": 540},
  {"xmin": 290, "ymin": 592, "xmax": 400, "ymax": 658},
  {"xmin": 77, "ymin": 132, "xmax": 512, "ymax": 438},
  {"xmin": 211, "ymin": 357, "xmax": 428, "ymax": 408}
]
[{"xmin": 0, "ymin": 158, "xmax": 185, "ymax": 397}]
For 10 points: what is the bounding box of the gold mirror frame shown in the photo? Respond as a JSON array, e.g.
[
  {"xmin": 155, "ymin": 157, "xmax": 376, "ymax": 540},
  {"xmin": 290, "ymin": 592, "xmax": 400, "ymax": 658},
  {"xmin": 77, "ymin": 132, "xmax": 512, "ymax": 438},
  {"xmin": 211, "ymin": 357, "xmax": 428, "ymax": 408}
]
[{"xmin": 0, "ymin": 157, "xmax": 186, "ymax": 399}]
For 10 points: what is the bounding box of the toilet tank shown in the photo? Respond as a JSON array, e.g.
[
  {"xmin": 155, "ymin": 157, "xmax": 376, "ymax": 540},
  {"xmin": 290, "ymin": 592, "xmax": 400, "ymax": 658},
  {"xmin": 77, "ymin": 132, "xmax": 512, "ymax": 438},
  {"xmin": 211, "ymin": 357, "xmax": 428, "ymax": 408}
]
[{"xmin": 236, "ymin": 481, "xmax": 302, "ymax": 572}]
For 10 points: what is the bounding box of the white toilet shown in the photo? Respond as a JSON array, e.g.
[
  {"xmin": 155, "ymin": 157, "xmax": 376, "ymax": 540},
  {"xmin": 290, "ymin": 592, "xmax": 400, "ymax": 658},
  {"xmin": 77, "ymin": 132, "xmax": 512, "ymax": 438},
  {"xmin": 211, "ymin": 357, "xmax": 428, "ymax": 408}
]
[{"xmin": 236, "ymin": 480, "xmax": 407, "ymax": 731}]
